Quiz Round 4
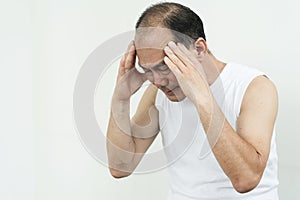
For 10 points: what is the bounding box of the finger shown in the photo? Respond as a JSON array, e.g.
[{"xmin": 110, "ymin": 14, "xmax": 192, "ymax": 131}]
[
  {"xmin": 167, "ymin": 41, "xmax": 194, "ymax": 68},
  {"xmin": 164, "ymin": 46, "xmax": 187, "ymax": 72},
  {"xmin": 177, "ymin": 43, "xmax": 201, "ymax": 67},
  {"xmin": 163, "ymin": 56, "xmax": 182, "ymax": 78},
  {"xmin": 118, "ymin": 41, "xmax": 133, "ymax": 76},
  {"xmin": 123, "ymin": 41, "xmax": 133, "ymax": 63},
  {"xmin": 177, "ymin": 43, "xmax": 207, "ymax": 75},
  {"xmin": 118, "ymin": 54, "xmax": 126, "ymax": 77},
  {"xmin": 125, "ymin": 42, "xmax": 136, "ymax": 73},
  {"xmin": 124, "ymin": 40, "xmax": 134, "ymax": 56}
]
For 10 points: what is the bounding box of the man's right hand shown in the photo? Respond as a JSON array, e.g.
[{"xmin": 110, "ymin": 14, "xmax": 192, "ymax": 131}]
[
  {"xmin": 113, "ymin": 41, "xmax": 146, "ymax": 102},
  {"xmin": 106, "ymin": 41, "xmax": 160, "ymax": 178}
]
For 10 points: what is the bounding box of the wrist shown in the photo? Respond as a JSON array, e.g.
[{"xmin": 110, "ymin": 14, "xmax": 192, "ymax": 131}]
[
  {"xmin": 111, "ymin": 98, "xmax": 130, "ymax": 113},
  {"xmin": 194, "ymin": 92, "xmax": 213, "ymax": 114},
  {"xmin": 112, "ymin": 92, "xmax": 130, "ymax": 105}
]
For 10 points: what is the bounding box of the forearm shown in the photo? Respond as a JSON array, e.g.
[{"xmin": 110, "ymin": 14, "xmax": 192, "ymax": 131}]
[
  {"xmin": 196, "ymin": 97, "xmax": 264, "ymax": 192},
  {"xmin": 106, "ymin": 98, "xmax": 136, "ymax": 175}
]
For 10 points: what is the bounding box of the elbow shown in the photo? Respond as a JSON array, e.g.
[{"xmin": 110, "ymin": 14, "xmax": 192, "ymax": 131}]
[
  {"xmin": 232, "ymin": 174, "xmax": 262, "ymax": 193},
  {"xmin": 109, "ymin": 168, "xmax": 131, "ymax": 179},
  {"xmin": 231, "ymin": 151, "xmax": 267, "ymax": 193}
]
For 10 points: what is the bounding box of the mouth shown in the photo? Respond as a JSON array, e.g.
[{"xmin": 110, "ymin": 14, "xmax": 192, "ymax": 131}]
[{"xmin": 164, "ymin": 86, "xmax": 179, "ymax": 95}]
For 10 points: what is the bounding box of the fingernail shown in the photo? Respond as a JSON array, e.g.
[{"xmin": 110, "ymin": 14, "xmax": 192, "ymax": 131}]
[
  {"xmin": 121, "ymin": 55, "xmax": 125, "ymax": 62},
  {"xmin": 164, "ymin": 46, "xmax": 172, "ymax": 53},
  {"xmin": 130, "ymin": 44, "xmax": 135, "ymax": 51},
  {"xmin": 168, "ymin": 41, "xmax": 176, "ymax": 47}
]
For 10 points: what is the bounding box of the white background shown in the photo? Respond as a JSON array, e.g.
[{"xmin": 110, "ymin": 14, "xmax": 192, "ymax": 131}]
[{"xmin": 0, "ymin": 0, "xmax": 299, "ymax": 199}]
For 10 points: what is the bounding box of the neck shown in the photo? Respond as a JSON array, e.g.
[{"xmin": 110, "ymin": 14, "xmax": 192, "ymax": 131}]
[{"xmin": 202, "ymin": 53, "xmax": 226, "ymax": 86}]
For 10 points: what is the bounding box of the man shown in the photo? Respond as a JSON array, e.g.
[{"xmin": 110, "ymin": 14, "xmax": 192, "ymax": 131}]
[{"xmin": 106, "ymin": 2, "xmax": 279, "ymax": 200}]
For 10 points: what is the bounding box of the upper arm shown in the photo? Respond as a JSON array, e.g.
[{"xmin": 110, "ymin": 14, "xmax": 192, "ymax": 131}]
[
  {"xmin": 131, "ymin": 84, "xmax": 160, "ymax": 154},
  {"xmin": 237, "ymin": 75, "xmax": 278, "ymax": 170}
]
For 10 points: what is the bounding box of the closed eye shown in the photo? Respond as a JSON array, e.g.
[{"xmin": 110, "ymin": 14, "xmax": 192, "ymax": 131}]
[
  {"xmin": 157, "ymin": 65, "xmax": 169, "ymax": 71},
  {"xmin": 136, "ymin": 63, "xmax": 147, "ymax": 73},
  {"xmin": 137, "ymin": 62, "xmax": 169, "ymax": 75}
]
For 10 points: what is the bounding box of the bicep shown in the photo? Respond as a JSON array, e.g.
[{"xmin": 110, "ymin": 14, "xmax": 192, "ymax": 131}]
[{"xmin": 237, "ymin": 75, "xmax": 278, "ymax": 163}]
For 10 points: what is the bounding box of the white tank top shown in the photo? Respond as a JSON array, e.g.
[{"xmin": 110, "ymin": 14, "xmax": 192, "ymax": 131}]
[{"xmin": 155, "ymin": 63, "xmax": 279, "ymax": 200}]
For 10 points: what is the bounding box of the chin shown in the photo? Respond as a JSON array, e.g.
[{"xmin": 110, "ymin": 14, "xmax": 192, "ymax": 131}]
[
  {"xmin": 165, "ymin": 92, "xmax": 186, "ymax": 102},
  {"xmin": 166, "ymin": 95, "xmax": 179, "ymax": 102}
]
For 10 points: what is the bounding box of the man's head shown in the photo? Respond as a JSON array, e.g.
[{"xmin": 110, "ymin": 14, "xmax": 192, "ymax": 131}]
[{"xmin": 134, "ymin": 2, "xmax": 207, "ymax": 101}]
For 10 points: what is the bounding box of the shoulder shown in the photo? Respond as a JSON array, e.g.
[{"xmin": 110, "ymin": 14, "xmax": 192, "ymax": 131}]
[{"xmin": 241, "ymin": 75, "xmax": 278, "ymax": 114}]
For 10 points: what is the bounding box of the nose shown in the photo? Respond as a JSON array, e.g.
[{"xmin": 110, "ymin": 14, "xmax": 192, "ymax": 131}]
[{"xmin": 152, "ymin": 71, "xmax": 168, "ymax": 87}]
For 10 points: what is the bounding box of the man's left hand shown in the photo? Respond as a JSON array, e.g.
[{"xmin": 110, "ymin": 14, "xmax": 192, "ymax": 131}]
[{"xmin": 163, "ymin": 41, "xmax": 210, "ymax": 104}]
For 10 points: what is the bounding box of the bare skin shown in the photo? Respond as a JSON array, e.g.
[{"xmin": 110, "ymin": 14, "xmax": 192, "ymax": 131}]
[
  {"xmin": 106, "ymin": 29, "xmax": 278, "ymax": 193},
  {"xmin": 163, "ymin": 40, "xmax": 278, "ymax": 193},
  {"xmin": 106, "ymin": 41, "xmax": 160, "ymax": 177}
]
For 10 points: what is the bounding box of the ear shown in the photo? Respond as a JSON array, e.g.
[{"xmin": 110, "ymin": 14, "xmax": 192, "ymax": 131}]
[{"xmin": 193, "ymin": 38, "xmax": 208, "ymax": 60}]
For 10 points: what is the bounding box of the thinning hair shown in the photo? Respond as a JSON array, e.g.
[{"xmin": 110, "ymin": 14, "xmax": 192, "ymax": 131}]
[{"xmin": 135, "ymin": 2, "xmax": 206, "ymax": 47}]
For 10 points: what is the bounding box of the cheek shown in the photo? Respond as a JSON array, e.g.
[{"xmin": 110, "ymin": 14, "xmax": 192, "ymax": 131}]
[
  {"xmin": 168, "ymin": 72, "xmax": 178, "ymax": 82},
  {"xmin": 144, "ymin": 72, "xmax": 177, "ymax": 85},
  {"xmin": 144, "ymin": 73, "xmax": 154, "ymax": 82}
]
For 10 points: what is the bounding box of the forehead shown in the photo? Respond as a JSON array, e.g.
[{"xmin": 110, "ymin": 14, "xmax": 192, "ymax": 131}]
[
  {"xmin": 136, "ymin": 48, "xmax": 165, "ymax": 68},
  {"xmin": 135, "ymin": 27, "xmax": 174, "ymax": 68}
]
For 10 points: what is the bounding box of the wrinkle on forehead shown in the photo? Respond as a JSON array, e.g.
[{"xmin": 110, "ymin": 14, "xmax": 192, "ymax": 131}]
[{"xmin": 136, "ymin": 47, "xmax": 165, "ymax": 68}]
